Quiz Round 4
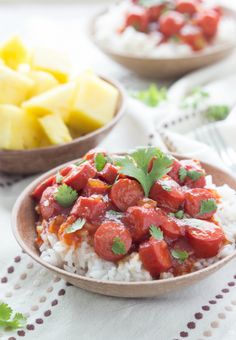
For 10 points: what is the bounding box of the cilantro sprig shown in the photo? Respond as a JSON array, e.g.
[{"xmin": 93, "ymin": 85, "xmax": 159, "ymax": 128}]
[
  {"xmin": 65, "ymin": 218, "xmax": 86, "ymax": 234},
  {"xmin": 169, "ymin": 210, "xmax": 184, "ymax": 219},
  {"xmin": 112, "ymin": 237, "xmax": 126, "ymax": 255},
  {"xmin": 114, "ymin": 147, "xmax": 173, "ymax": 196},
  {"xmin": 0, "ymin": 303, "xmax": 27, "ymax": 330},
  {"xmin": 178, "ymin": 167, "xmax": 203, "ymax": 182},
  {"xmin": 171, "ymin": 249, "xmax": 189, "ymax": 263},
  {"xmin": 198, "ymin": 199, "xmax": 217, "ymax": 216},
  {"xmin": 54, "ymin": 184, "xmax": 78, "ymax": 208},
  {"xmin": 131, "ymin": 84, "xmax": 167, "ymax": 107},
  {"xmin": 205, "ymin": 105, "xmax": 229, "ymax": 122},
  {"xmin": 94, "ymin": 153, "xmax": 107, "ymax": 171},
  {"xmin": 149, "ymin": 225, "xmax": 163, "ymax": 240},
  {"xmin": 56, "ymin": 173, "xmax": 63, "ymax": 184}
]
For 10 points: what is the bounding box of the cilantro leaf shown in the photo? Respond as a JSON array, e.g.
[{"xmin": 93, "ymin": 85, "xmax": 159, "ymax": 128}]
[
  {"xmin": 131, "ymin": 84, "xmax": 167, "ymax": 107},
  {"xmin": 171, "ymin": 249, "xmax": 189, "ymax": 263},
  {"xmin": 56, "ymin": 173, "xmax": 63, "ymax": 184},
  {"xmin": 115, "ymin": 147, "xmax": 173, "ymax": 196},
  {"xmin": 205, "ymin": 105, "xmax": 229, "ymax": 122},
  {"xmin": 179, "ymin": 167, "xmax": 187, "ymax": 182},
  {"xmin": 180, "ymin": 86, "xmax": 209, "ymax": 110},
  {"xmin": 149, "ymin": 225, "xmax": 163, "ymax": 240},
  {"xmin": 162, "ymin": 184, "xmax": 171, "ymax": 191},
  {"xmin": 74, "ymin": 159, "xmax": 86, "ymax": 166},
  {"xmin": 54, "ymin": 184, "xmax": 78, "ymax": 208},
  {"xmin": 0, "ymin": 303, "xmax": 27, "ymax": 330},
  {"xmin": 112, "ymin": 237, "xmax": 126, "ymax": 255},
  {"xmin": 94, "ymin": 153, "xmax": 107, "ymax": 171},
  {"xmin": 198, "ymin": 199, "xmax": 217, "ymax": 216},
  {"xmin": 187, "ymin": 170, "xmax": 203, "ymax": 181},
  {"xmin": 175, "ymin": 210, "xmax": 184, "ymax": 219},
  {"xmin": 65, "ymin": 218, "xmax": 86, "ymax": 234}
]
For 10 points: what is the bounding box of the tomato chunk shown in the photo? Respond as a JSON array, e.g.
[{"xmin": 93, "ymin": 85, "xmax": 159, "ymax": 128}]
[
  {"xmin": 139, "ymin": 238, "xmax": 172, "ymax": 277},
  {"xmin": 99, "ymin": 163, "xmax": 118, "ymax": 184},
  {"xmin": 176, "ymin": 0, "xmax": 198, "ymax": 15},
  {"xmin": 180, "ymin": 25, "xmax": 206, "ymax": 51},
  {"xmin": 184, "ymin": 188, "xmax": 217, "ymax": 220},
  {"xmin": 71, "ymin": 196, "xmax": 107, "ymax": 224},
  {"xmin": 180, "ymin": 159, "xmax": 206, "ymax": 188},
  {"xmin": 185, "ymin": 219, "xmax": 225, "ymax": 258},
  {"xmin": 125, "ymin": 8, "xmax": 149, "ymax": 32},
  {"xmin": 63, "ymin": 162, "xmax": 97, "ymax": 191},
  {"xmin": 32, "ymin": 175, "xmax": 56, "ymax": 200},
  {"xmin": 149, "ymin": 176, "xmax": 185, "ymax": 212},
  {"xmin": 110, "ymin": 179, "xmax": 144, "ymax": 212},
  {"xmin": 83, "ymin": 178, "xmax": 110, "ymax": 196},
  {"xmin": 195, "ymin": 9, "xmax": 219, "ymax": 38},
  {"xmin": 123, "ymin": 206, "xmax": 164, "ymax": 242},
  {"xmin": 159, "ymin": 11, "xmax": 185, "ymax": 37},
  {"xmin": 94, "ymin": 221, "xmax": 132, "ymax": 262},
  {"xmin": 39, "ymin": 185, "xmax": 70, "ymax": 220}
]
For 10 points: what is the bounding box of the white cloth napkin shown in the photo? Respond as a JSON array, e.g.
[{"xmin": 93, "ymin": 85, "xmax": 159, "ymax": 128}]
[{"xmin": 1, "ymin": 85, "xmax": 236, "ymax": 340}]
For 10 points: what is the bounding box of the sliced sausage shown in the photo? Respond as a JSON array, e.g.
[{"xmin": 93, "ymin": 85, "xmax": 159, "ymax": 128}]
[
  {"xmin": 32, "ymin": 175, "xmax": 56, "ymax": 200},
  {"xmin": 99, "ymin": 163, "xmax": 118, "ymax": 184},
  {"xmin": 184, "ymin": 188, "xmax": 217, "ymax": 219},
  {"xmin": 63, "ymin": 162, "xmax": 97, "ymax": 191},
  {"xmin": 71, "ymin": 196, "xmax": 107, "ymax": 224}
]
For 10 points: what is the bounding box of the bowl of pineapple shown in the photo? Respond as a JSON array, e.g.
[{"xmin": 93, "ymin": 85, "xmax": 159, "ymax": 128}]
[{"xmin": 0, "ymin": 36, "xmax": 125, "ymax": 174}]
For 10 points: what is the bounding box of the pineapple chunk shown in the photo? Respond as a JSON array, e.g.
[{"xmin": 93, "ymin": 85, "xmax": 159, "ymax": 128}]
[
  {"xmin": 38, "ymin": 114, "xmax": 72, "ymax": 145},
  {"xmin": 0, "ymin": 36, "xmax": 30, "ymax": 70},
  {"xmin": 22, "ymin": 82, "xmax": 76, "ymax": 122},
  {"xmin": 29, "ymin": 70, "xmax": 59, "ymax": 96},
  {"xmin": 69, "ymin": 74, "xmax": 119, "ymax": 134},
  {"xmin": 0, "ymin": 105, "xmax": 46, "ymax": 150},
  {"xmin": 31, "ymin": 47, "xmax": 70, "ymax": 83},
  {"xmin": 0, "ymin": 65, "xmax": 33, "ymax": 105}
]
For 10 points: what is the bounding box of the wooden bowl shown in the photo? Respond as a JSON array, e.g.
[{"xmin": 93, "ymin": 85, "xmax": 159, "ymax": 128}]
[
  {"xmin": 0, "ymin": 77, "xmax": 126, "ymax": 175},
  {"xmin": 11, "ymin": 156, "xmax": 236, "ymax": 298},
  {"xmin": 89, "ymin": 7, "xmax": 236, "ymax": 79}
]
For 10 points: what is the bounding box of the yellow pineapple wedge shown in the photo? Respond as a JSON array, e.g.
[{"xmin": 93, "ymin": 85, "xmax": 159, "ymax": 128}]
[
  {"xmin": 0, "ymin": 36, "xmax": 30, "ymax": 70},
  {"xmin": 29, "ymin": 70, "xmax": 59, "ymax": 97},
  {"xmin": 38, "ymin": 114, "xmax": 72, "ymax": 145},
  {"xmin": 31, "ymin": 47, "xmax": 70, "ymax": 83},
  {"xmin": 69, "ymin": 73, "xmax": 119, "ymax": 134},
  {"xmin": 0, "ymin": 65, "xmax": 34, "ymax": 105},
  {"xmin": 22, "ymin": 82, "xmax": 76, "ymax": 123},
  {"xmin": 0, "ymin": 105, "xmax": 46, "ymax": 150}
]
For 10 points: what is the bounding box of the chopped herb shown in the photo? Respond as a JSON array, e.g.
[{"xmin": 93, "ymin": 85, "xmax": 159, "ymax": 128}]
[
  {"xmin": 162, "ymin": 184, "xmax": 171, "ymax": 191},
  {"xmin": 74, "ymin": 159, "xmax": 86, "ymax": 166},
  {"xmin": 204, "ymin": 105, "xmax": 230, "ymax": 122},
  {"xmin": 65, "ymin": 218, "xmax": 86, "ymax": 234},
  {"xmin": 0, "ymin": 303, "xmax": 27, "ymax": 330},
  {"xmin": 170, "ymin": 35, "xmax": 181, "ymax": 43},
  {"xmin": 181, "ymin": 86, "xmax": 209, "ymax": 110},
  {"xmin": 171, "ymin": 249, "xmax": 189, "ymax": 263},
  {"xmin": 56, "ymin": 173, "xmax": 63, "ymax": 184},
  {"xmin": 187, "ymin": 170, "xmax": 203, "ymax": 181},
  {"xmin": 112, "ymin": 237, "xmax": 126, "ymax": 255},
  {"xmin": 54, "ymin": 184, "xmax": 78, "ymax": 208},
  {"xmin": 131, "ymin": 83, "xmax": 167, "ymax": 107},
  {"xmin": 107, "ymin": 210, "xmax": 122, "ymax": 216},
  {"xmin": 175, "ymin": 210, "xmax": 184, "ymax": 219},
  {"xmin": 149, "ymin": 225, "xmax": 163, "ymax": 240},
  {"xmin": 114, "ymin": 147, "xmax": 173, "ymax": 196},
  {"xmin": 179, "ymin": 167, "xmax": 187, "ymax": 182},
  {"xmin": 138, "ymin": 0, "xmax": 165, "ymax": 7},
  {"xmin": 94, "ymin": 153, "xmax": 107, "ymax": 171},
  {"xmin": 198, "ymin": 199, "xmax": 217, "ymax": 216}
]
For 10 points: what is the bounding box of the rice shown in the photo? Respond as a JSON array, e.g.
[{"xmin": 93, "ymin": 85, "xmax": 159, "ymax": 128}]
[
  {"xmin": 94, "ymin": 1, "xmax": 236, "ymax": 58},
  {"xmin": 39, "ymin": 176, "xmax": 236, "ymax": 282}
]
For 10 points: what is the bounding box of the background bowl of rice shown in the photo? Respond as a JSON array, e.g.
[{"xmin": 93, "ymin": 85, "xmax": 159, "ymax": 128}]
[{"xmin": 11, "ymin": 155, "xmax": 236, "ymax": 297}]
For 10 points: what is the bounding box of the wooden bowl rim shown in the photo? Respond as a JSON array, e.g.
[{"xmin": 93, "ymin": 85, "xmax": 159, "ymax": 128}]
[
  {"xmin": 11, "ymin": 154, "xmax": 236, "ymax": 288},
  {"xmin": 0, "ymin": 76, "xmax": 126, "ymax": 156},
  {"xmin": 89, "ymin": 6, "xmax": 236, "ymax": 62}
]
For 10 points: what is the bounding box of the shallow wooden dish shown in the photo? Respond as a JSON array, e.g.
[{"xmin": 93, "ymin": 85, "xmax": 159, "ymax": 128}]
[
  {"xmin": 89, "ymin": 7, "xmax": 236, "ymax": 79},
  {"xmin": 0, "ymin": 77, "xmax": 126, "ymax": 175},
  {"xmin": 11, "ymin": 156, "xmax": 236, "ymax": 297}
]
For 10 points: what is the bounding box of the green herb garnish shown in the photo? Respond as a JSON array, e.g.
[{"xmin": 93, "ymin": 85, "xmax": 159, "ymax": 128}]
[
  {"xmin": 138, "ymin": 0, "xmax": 165, "ymax": 7},
  {"xmin": 171, "ymin": 249, "xmax": 189, "ymax": 263},
  {"xmin": 56, "ymin": 173, "xmax": 63, "ymax": 184},
  {"xmin": 65, "ymin": 218, "xmax": 86, "ymax": 234},
  {"xmin": 149, "ymin": 225, "xmax": 163, "ymax": 240},
  {"xmin": 181, "ymin": 86, "xmax": 209, "ymax": 110},
  {"xmin": 0, "ymin": 303, "xmax": 27, "ymax": 330},
  {"xmin": 114, "ymin": 147, "xmax": 173, "ymax": 196},
  {"xmin": 187, "ymin": 170, "xmax": 203, "ymax": 181},
  {"xmin": 175, "ymin": 210, "xmax": 184, "ymax": 219},
  {"xmin": 162, "ymin": 184, "xmax": 171, "ymax": 191},
  {"xmin": 94, "ymin": 153, "xmax": 107, "ymax": 171},
  {"xmin": 131, "ymin": 84, "xmax": 167, "ymax": 107},
  {"xmin": 54, "ymin": 184, "xmax": 78, "ymax": 208},
  {"xmin": 179, "ymin": 167, "xmax": 187, "ymax": 182},
  {"xmin": 198, "ymin": 199, "xmax": 217, "ymax": 216},
  {"xmin": 112, "ymin": 237, "xmax": 126, "ymax": 255},
  {"xmin": 205, "ymin": 105, "xmax": 230, "ymax": 122},
  {"xmin": 74, "ymin": 159, "xmax": 86, "ymax": 166}
]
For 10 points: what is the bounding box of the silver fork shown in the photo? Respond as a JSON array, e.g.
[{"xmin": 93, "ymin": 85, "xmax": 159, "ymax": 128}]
[{"xmin": 195, "ymin": 124, "xmax": 236, "ymax": 173}]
